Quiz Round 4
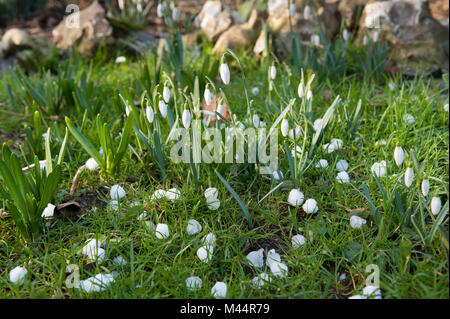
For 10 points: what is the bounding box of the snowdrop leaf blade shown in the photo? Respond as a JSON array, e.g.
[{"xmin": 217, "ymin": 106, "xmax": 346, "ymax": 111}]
[
  {"xmin": 44, "ymin": 128, "xmax": 52, "ymax": 175},
  {"xmin": 265, "ymin": 99, "xmax": 294, "ymax": 145},
  {"xmin": 56, "ymin": 127, "xmax": 69, "ymax": 166},
  {"xmin": 310, "ymin": 96, "xmax": 340, "ymax": 157}
]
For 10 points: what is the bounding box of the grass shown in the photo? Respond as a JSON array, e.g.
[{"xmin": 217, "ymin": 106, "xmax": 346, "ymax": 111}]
[{"xmin": 0, "ymin": 34, "xmax": 448, "ymax": 299}]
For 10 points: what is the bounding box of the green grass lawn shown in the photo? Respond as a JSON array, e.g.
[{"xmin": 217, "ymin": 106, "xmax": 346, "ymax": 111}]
[{"xmin": 0, "ymin": 36, "xmax": 448, "ymax": 298}]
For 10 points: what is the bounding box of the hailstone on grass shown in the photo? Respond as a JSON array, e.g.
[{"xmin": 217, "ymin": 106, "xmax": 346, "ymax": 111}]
[
  {"xmin": 165, "ymin": 188, "xmax": 180, "ymax": 201},
  {"xmin": 113, "ymin": 255, "xmax": 127, "ymax": 266},
  {"xmin": 86, "ymin": 158, "xmax": 99, "ymax": 171},
  {"xmin": 186, "ymin": 276, "xmax": 202, "ymax": 291},
  {"xmin": 204, "ymin": 187, "xmax": 218, "ymax": 199},
  {"xmin": 41, "ymin": 203, "xmax": 56, "ymax": 219},
  {"xmin": 80, "ymin": 273, "xmax": 115, "ymax": 293},
  {"xmin": 251, "ymin": 87, "xmax": 260, "ymax": 95},
  {"xmin": 206, "ymin": 196, "xmax": 220, "ymax": 210},
  {"xmin": 246, "ymin": 248, "xmax": 264, "ymax": 268},
  {"xmin": 270, "ymin": 261, "xmax": 288, "ymax": 278},
  {"xmin": 196, "ymin": 246, "xmax": 213, "ymax": 263},
  {"xmin": 9, "ymin": 266, "xmax": 27, "ymax": 285},
  {"xmin": 288, "ymin": 189, "xmax": 304, "ymax": 207},
  {"xmin": 151, "ymin": 189, "xmax": 167, "ymax": 201},
  {"xmin": 336, "ymin": 171, "xmax": 350, "ymax": 183},
  {"xmin": 155, "ymin": 223, "xmax": 170, "ymax": 239},
  {"xmin": 115, "ymin": 56, "xmax": 126, "ymax": 64},
  {"xmin": 350, "ymin": 215, "xmax": 367, "ymax": 229},
  {"xmin": 211, "ymin": 282, "xmax": 227, "ymax": 298},
  {"xmin": 110, "ymin": 185, "xmax": 125, "ymax": 200},
  {"xmin": 292, "ymin": 234, "xmax": 306, "ymax": 249},
  {"xmin": 362, "ymin": 285, "xmax": 382, "ymax": 299},
  {"xmin": 252, "ymin": 272, "xmax": 271, "ymax": 288},
  {"xmin": 266, "ymin": 249, "xmax": 281, "ymax": 267},
  {"xmin": 82, "ymin": 239, "xmax": 105, "ymax": 263},
  {"xmin": 336, "ymin": 159, "xmax": 349, "ymax": 172},
  {"xmin": 302, "ymin": 199, "xmax": 318, "ymax": 214},
  {"xmin": 315, "ymin": 159, "xmax": 329, "ymax": 169},
  {"xmin": 186, "ymin": 219, "xmax": 202, "ymax": 235},
  {"xmin": 403, "ymin": 113, "xmax": 415, "ymax": 125}
]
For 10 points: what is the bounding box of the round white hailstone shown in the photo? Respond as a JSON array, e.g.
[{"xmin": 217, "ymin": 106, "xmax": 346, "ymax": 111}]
[
  {"xmin": 339, "ymin": 273, "xmax": 347, "ymax": 281},
  {"xmin": 166, "ymin": 188, "xmax": 180, "ymax": 201},
  {"xmin": 85, "ymin": 158, "xmax": 99, "ymax": 171},
  {"xmin": 204, "ymin": 88, "xmax": 213, "ymax": 105},
  {"xmin": 281, "ymin": 118, "xmax": 289, "ymax": 137},
  {"xmin": 362, "ymin": 285, "xmax": 382, "ymax": 299},
  {"xmin": 163, "ymin": 86, "xmax": 171, "ymax": 103},
  {"xmin": 315, "ymin": 159, "xmax": 329, "ymax": 169},
  {"xmin": 172, "ymin": 7, "xmax": 179, "ymax": 21},
  {"xmin": 80, "ymin": 273, "xmax": 115, "ymax": 293},
  {"xmin": 251, "ymin": 87, "xmax": 260, "ymax": 95},
  {"xmin": 404, "ymin": 167, "xmax": 414, "ymax": 187},
  {"xmin": 9, "ymin": 266, "xmax": 27, "ymax": 285},
  {"xmin": 348, "ymin": 295, "xmax": 366, "ymax": 299},
  {"xmin": 115, "ymin": 56, "xmax": 126, "ymax": 64},
  {"xmin": 371, "ymin": 161, "xmax": 387, "ymax": 177},
  {"xmin": 444, "ymin": 103, "xmax": 449, "ymax": 112},
  {"xmin": 421, "ymin": 179, "xmax": 430, "ymax": 196},
  {"xmin": 246, "ymin": 248, "xmax": 264, "ymax": 268},
  {"xmin": 336, "ymin": 171, "xmax": 350, "ymax": 183},
  {"xmin": 109, "ymin": 200, "xmax": 119, "ymax": 212},
  {"xmin": 113, "ymin": 255, "xmax": 127, "ymax": 266},
  {"xmin": 394, "ymin": 146, "xmax": 404, "ymax": 166},
  {"xmin": 219, "ymin": 63, "xmax": 230, "ymax": 85},
  {"xmin": 331, "ymin": 138, "xmax": 343, "ymax": 149},
  {"xmin": 272, "ymin": 170, "xmax": 283, "ymax": 181},
  {"xmin": 291, "ymin": 145, "xmax": 302, "ymax": 158},
  {"xmin": 388, "ymin": 82, "xmax": 395, "ymax": 91},
  {"xmin": 270, "ymin": 65, "xmax": 277, "ymax": 80},
  {"xmin": 350, "ymin": 215, "xmax": 367, "ymax": 229},
  {"xmin": 182, "ymin": 109, "xmax": 191, "ymax": 129},
  {"xmin": 266, "ymin": 249, "xmax": 281, "ymax": 267},
  {"xmin": 216, "ymin": 104, "xmax": 223, "ymax": 115},
  {"xmin": 151, "ymin": 189, "xmax": 167, "ymax": 201},
  {"xmin": 270, "ymin": 261, "xmax": 288, "ymax": 278},
  {"xmin": 82, "ymin": 239, "xmax": 105, "ymax": 262},
  {"xmin": 252, "ymin": 272, "xmax": 271, "ymax": 288},
  {"xmin": 403, "ymin": 113, "xmax": 415, "ymax": 125},
  {"xmin": 196, "ymin": 246, "xmax": 213, "ymax": 263},
  {"xmin": 211, "ymin": 282, "xmax": 227, "ymax": 298},
  {"xmin": 313, "ymin": 118, "xmax": 322, "ymax": 131},
  {"xmin": 288, "ymin": 125, "xmax": 301, "ymax": 139},
  {"xmin": 292, "ymin": 234, "xmax": 306, "ymax": 249},
  {"xmin": 298, "ymin": 82, "xmax": 304, "ymax": 98},
  {"xmin": 110, "ymin": 185, "xmax": 126, "ymax": 200},
  {"xmin": 288, "ymin": 189, "xmax": 304, "ymax": 207},
  {"xmin": 303, "ymin": 5, "xmax": 311, "ymax": 20},
  {"xmin": 206, "ymin": 196, "xmax": 220, "ymax": 210},
  {"xmin": 204, "ymin": 187, "xmax": 218, "ymax": 199},
  {"xmin": 186, "ymin": 219, "xmax": 202, "ymax": 235},
  {"xmin": 41, "ymin": 203, "xmax": 56, "ymax": 219},
  {"xmin": 336, "ymin": 159, "xmax": 349, "ymax": 172},
  {"xmin": 155, "ymin": 223, "xmax": 170, "ymax": 239},
  {"xmin": 186, "ymin": 276, "xmax": 202, "ymax": 291},
  {"xmin": 195, "ymin": 15, "xmax": 201, "ymax": 27},
  {"xmin": 302, "ymin": 198, "xmax": 318, "ymax": 214},
  {"xmin": 158, "ymin": 100, "xmax": 168, "ymax": 118},
  {"xmin": 431, "ymin": 196, "xmax": 442, "ymax": 216}
]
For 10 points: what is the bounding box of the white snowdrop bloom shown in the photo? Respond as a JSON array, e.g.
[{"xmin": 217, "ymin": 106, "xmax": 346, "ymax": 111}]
[
  {"xmin": 292, "ymin": 234, "xmax": 306, "ymax": 249},
  {"xmin": 219, "ymin": 63, "xmax": 230, "ymax": 85},
  {"xmin": 80, "ymin": 273, "xmax": 115, "ymax": 293},
  {"xmin": 204, "ymin": 187, "xmax": 219, "ymax": 200},
  {"xmin": 288, "ymin": 189, "xmax": 304, "ymax": 207},
  {"xmin": 266, "ymin": 249, "xmax": 281, "ymax": 267},
  {"xmin": 211, "ymin": 282, "xmax": 227, "ymax": 298},
  {"xmin": 288, "ymin": 125, "xmax": 301, "ymax": 139},
  {"xmin": 270, "ymin": 261, "xmax": 288, "ymax": 278},
  {"xmin": 86, "ymin": 158, "xmax": 99, "ymax": 171},
  {"xmin": 269, "ymin": 80, "xmax": 274, "ymax": 91},
  {"xmin": 372, "ymin": 31, "xmax": 379, "ymax": 42},
  {"xmin": 206, "ymin": 196, "xmax": 220, "ymax": 210},
  {"xmin": 41, "ymin": 203, "xmax": 56, "ymax": 219},
  {"xmin": 246, "ymin": 248, "xmax": 264, "ymax": 268},
  {"xmin": 311, "ymin": 34, "xmax": 320, "ymax": 46},
  {"xmin": 431, "ymin": 196, "xmax": 442, "ymax": 216},
  {"xmin": 404, "ymin": 167, "xmax": 414, "ymax": 187},
  {"xmin": 204, "ymin": 88, "xmax": 213, "ymax": 105},
  {"xmin": 195, "ymin": 15, "xmax": 201, "ymax": 27},
  {"xmin": 363, "ymin": 285, "xmax": 382, "ymax": 299},
  {"xmin": 158, "ymin": 100, "xmax": 168, "ymax": 118},
  {"xmin": 172, "ymin": 7, "xmax": 179, "ymax": 21},
  {"xmin": 339, "ymin": 273, "xmax": 347, "ymax": 281},
  {"xmin": 315, "ymin": 159, "xmax": 329, "ymax": 169},
  {"xmin": 291, "ymin": 145, "xmax": 303, "ymax": 158},
  {"xmin": 182, "ymin": 109, "xmax": 191, "ymax": 129},
  {"xmin": 313, "ymin": 118, "xmax": 322, "ymax": 131},
  {"xmin": 302, "ymin": 198, "xmax": 318, "ymax": 214},
  {"xmin": 388, "ymin": 82, "xmax": 395, "ymax": 91},
  {"xmin": 125, "ymin": 104, "xmax": 132, "ymax": 117},
  {"xmin": 252, "ymin": 273, "xmax": 271, "ymax": 288},
  {"xmin": 342, "ymin": 29, "xmax": 350, "ymax": 41},
  {"xmin": 216, "ymin": 104, "xmax": 224, "ymax": 116},
  {"xmin": 371, "ymin": 161, "xmax": 387, "ymax": 177},
  {"xmin": 306, "ymin": 90, "xmax": 313, "ymax": 101},
  {"xmin": 394, "ymin": 146, "xmax": 404, "ymax": 166},
  {"xmin": 363, "ymin": 35, "xmax": 369, "ymax": 46},
  {"xmin": 157, "ymin": 2, "xmax": 165, "ymax": 17},
  {"xmin": 349, "ymin": 294, "xmax": 366, "ymax": 299},
  {"xmin": 270, "ymin": 65, "xmax": 277, "ymax": 80},
  {"xmin": 290, "ymin": 3, "xmax": 296, "ymax": 16},
  {"xmin": 9, "ymin": 266, "xmax": 27, "ymax": 285},
  {"xmin": 187, "ymin": 219, "xmax": 202, "ymax": 235},
  {"xmin": 258, "ymin": 121, "xmax": 267, "ymax": 128},
  {"xmin": 115, "ymin": 56, "xmax": 126, "ymax": 64},
  {"xmin": 298, "ymin": 82, "xmax": 304, "ymax": 98},
  {"xmin": 336, "ymin": 171, "xmax": 350, "ymax": 183},
  {"xmin": 252, "ymin": 114, "xmax": 260, "ymax": 128},
  {"xmin": 350, "ymin": 215, "xmax": 367, "ymax": 229},
  {"xmin": 444, "ymin": 103, "xmax": 449, "ymax": 112},
  {"xmin": 251, "ymin": 87, "xmax": 260, "ymax": 95},
  {"xmin": 110, "ymin": 185, "xmax": 126, "ymax": 200},
  {"xmin": 146, "ymin": 106, "xmax": 154, "ymax": 123},
  {"xmin": 336, "ymin": 159, "xmax": 349, "ymax": 172},
  {"xmin": 403, "ymin": 113, "xmax": 415, "ymax": 125},
  {"xmin": 186, "ymin": 276, "xmax": 202, "ymax": 291},
  {"xmin": 196, "ymin": 246, "xmax": 213, "ymax": 263},
  {"xmin": 155, "ymin": 223, "xmax": 169, "ymax": 239},
  {"xmin": 166, "ymin": 188, "xmax": 180, "ymax": 201},
  {"xmin": 113, "ymin": 255, "xmax": 127, "ymax": 266},
  {"xmin": 304, "ymin": 5, "xmax": 311, "ymax": 20},
  {"xmin": 281, "ymin": 118, "xmax": 289, "ymax": 137},
  {"xmin": 163, "ymin": 86, "xmax": 170, "ymax": 103},
  {"xmin": 421, "ymin": 179, "xmax": 430, "ymax": 196},
  {"xmin": 331, "ymin": 138, "xmax": 343, "ymax": 149},
  {"xmin": 272, "ymin": 170, "xmax": 283, "ymax": 181},
  {"xmin": 109, "ymin": 200, "xmax": 119, "ymax": 212},
  {"xmin": 151, "ymin": 189, "xmax": 167, "ymax": 201}
]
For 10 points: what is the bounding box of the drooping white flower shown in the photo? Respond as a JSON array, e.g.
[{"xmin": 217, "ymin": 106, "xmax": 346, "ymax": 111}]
[
  {"xmin": 388, "ymin": 82, "xmax": 395, "ymax": 91},
  {"xmin": 186, "ymin": 276, "xmax": 202, "ymax": 291},
  {"xmin": 444, "ymin": 103, "xmax": 449, "ymax": 112},
  {"xmin": 342, "ymin": 29, "xmax": 350, "ymax": 41},
  {"xmin": 336, "ymin": 171, "xmax": 350, "ymax": 183},
  {"xmin": 403, "ymin": 113, "xmax": 415, "ymax": 125},
  {"xmin": 304, "ymin": 5, "xmax": 311, "ymax": 20},
  {"xmin": 288, "ymin": 189, "xmax": 304, "ymax": 207},
  {"xmin": 372, "ymin": 31, "xmax": 379, "ymax": 42},
  {"xmin": 163, "ymin": 86, "xmax": 170, "ymax": 103},
  {"xmin": 270, "ymin": 65, "xmax": 277, "ymax": 80},
  {"xmin": 302, "ymin": 198, "xmax": 318, "ymax": 214},
  {"xmin": 404, "ymin": 166, "xmax": 414, "ymax": 187},
  {"xmin": 298, "ymin": 82, "xmax": 304, "ymax": 98},
  {"xmin": 288, "ymin": 125, "xmax": 301, "ymax": 139},
  {"xmin": 311, "ymin": 34, "xmax": 320, "ymax": 46},
  {"xmin": 182, "ymin": 109, "xmax": 191, "ymax": 129},
  {"xmin": 80, "ymin": 273, "xmax": 115, "ymax": 293},
  {"xmin": 9, "ymin": 266, "xmax": 27, "ymax": 285},
  {"xmin": 290, "ymin": 145, "xmax": 302, "ymax": 159},
  {"xmin": 362, "ymin": 285, "xmax": 382, "ymax": 299},
  {"xmin": 269, "ymin": 80, "xmax": 274, "ymax": 91},
  {"xmin": 110, "ymin": 185, "xmax": 126, "ymax": 200},
  {"xmin": 251, "ymin": 87, "xmax": 260, "ymax": 95},
  {"xmin": 363, "ymin": 35, "xmax": 369, "ymax": 46},
  {"xmin": 313, "ymin": 118, "xmax": 322, "ymax": 131},
  {"xmin": 146, "ymin": 106, "xmax": 154, "ymax": 123},
  {"xmin": 431, "ymin": 196, "xmax": 442, "ymax": 216},
  {"xmin": 172, "ymin": 6, "xmax": 179, "ymax": 21},
  {"xmin": 211, "ymin": 282, "xmax": 227, "ymax": 298},
  {"xmin": 266, "ymin": 249, "xmax": 281, "ymax": 267},
  {"xmin": 394, "ymin": 145, "xmax": 404, "ymax": 166},
  {"xmin": 41, "ymin": 203, "xmax": 56, "ymax": 219},
  {"xmin": 336, "ymin": 159, "xmax": 349, "ymax": 172},
  {"xmin": 270, "ymin": 261, "xmax": 288, "ymax": 278},
  {"xmin": 421, "ymin": 179, "xmax": 430, "ymax": 196},
  {"xmin": 194, "ymin": 15, "xmax": 201, "ymax": 27},
  {"xmin": 315, "ymin": 159, "xmax": 329, "ymax": 169},
  {"xmin": 350, "ymin": 215, "xmax": 367, "ymax": 229},
  {"xmin": 306, "ymin": 90, "xmax": 313, "ymax": 101},
  {"xmin": 252, "ymin": 114, "xmax": 260, "ymax": 128},
  {"xmin": 292, "ymin": 234, "xmax": 306, "ymax": 249},
  {"xmin": 118, "ymin": 0, "xmax": 125, "ymax": 11},
  {"xmin": 158, "ymin": 100, "xmax": 168, "ymax": 118},
  {"xmin": 371, "ymin": 161, "xmax": 387, "ymax": 177},
  {"xmin": 115, "ymin": 56, "xmax": 126, "ymax": 64},
  {"xmin": 187, "ymin": 219, "xmax": 202, "ymax": 235},
  {"xmin": 219, "ymin": 63, "xmax": 230, "ymax": 85},
  {"xmin": 86, "ymin": 158, "xmax": 99, "ymax": 171},
  {"xmin": 279, "ymin": 118, "xmax": 289, "ymax": 137},
  {"xmin": 204, "ymin": 88, "xmax": 213, "ymax": 105},
  {"xmin": 155, "ymin": 223, "xmax": 170, "ymax": 239},
  {"xmin": 246, "ymin": 248, "xmax": 264, "ymax": 268},
  {"xmin": 290, "ymin": 3, "xmax": 296, "ymax": 16},
  {"xmin": 166, "ymin": 188, "xmax": 180, "ymax": 201},
  {"xmin": 251, "ymin": 272, "xmax": 271, "ymax": 288}
]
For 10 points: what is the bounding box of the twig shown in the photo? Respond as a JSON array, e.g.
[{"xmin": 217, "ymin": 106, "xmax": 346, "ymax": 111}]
[{"xmin": 70, "ymin": 165, "xmax": 86, "ymax": 196}]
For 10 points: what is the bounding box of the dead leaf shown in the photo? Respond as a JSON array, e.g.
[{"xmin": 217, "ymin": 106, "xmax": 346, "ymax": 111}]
[{"xmin": 54, "ymin": 202, "xmax": 83, "ymax": 220}]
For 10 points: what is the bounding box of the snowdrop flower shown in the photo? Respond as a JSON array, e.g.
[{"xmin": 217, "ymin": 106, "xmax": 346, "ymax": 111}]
[
  {"xmin": 158, "ymin": 100, "xmax": 168, "ymax": 118},
  {"xmin": 291, "ymin": 145, "xmax": 302, "ymax": 158},
  {"xmin": 324, "ymin": 138, "xmax": 343, "ymax": 153},
  {"xmin": 157, "ymin": 2, "xmax": 165, "ymax": 17},
  {"xmin": 246, "ymin": 248, "xmax": 264, "ymax": 268},
  {"xmin": 187, "ymin": 219, "xmax": 202, "ymax": 235},
  {"xmin": 421, "ymin": 179, "xmax": 430, "ymax": 196},
  {"xmin": 113, "ymin": 255, "xmax": 127, "ymax": 266},
  {"xmin": 363, "ymin": 35, "xmax": 369, "ymax": 46},
  {"xmin": 163, "ymin": 85, "xmax": 170, "ymax": 103},
  {"xmin": 336, "ymin": 171, "xmax": 350, "ymax": 183},
  {"xmin": 404, "ymin": 166, "xmax": 414, "ymax": 187},
  {"xmin": 202, "ymin": 233, "xmax": 216, "ymax": 250},
  {"xmin": 388, "ymin": 82, "xmax": 395, "ymax": 91},
  {"xmin": 125, "ymin": 104, "xmax": 132, "ymax": 116},
  {"xmin": 194, "ymin": 15, "xmax": 201, "ymax": 27},
  {"xmin": 315, "ymin": 159, "xmax": 329, "ymax": 169},
  {"xmin": 41, "ymin": 203, "xmax": 56, "ymax": 219},
  {"xmin": 251, "ymin": 87, "xmax": 260, "ymax": 95},
  {"xmin": 110, "ymin": 185, "xmax": 126, "ymax": 200},
  {"xmin": 372, "ymin": 31, "xmax": 379, "ymax": 42},
  {"xmin": 298, "ymin": 82, "xmax": 304, "ymax": 98},
  {"xmin": 336, "ymin": 159, "xmax": 349, "ymax": 172},
  {"xmin": 444, "ymin": 103, "xmax": 449, "ymax": 112},
  {"xmin": 155, "ymin": 223, "xmax": 170, "ymax": 239},
  {"xmin": 211, "ymin": 282, "xmax": 227, "ymax": 298},
  {"xmin": 363, "ymin": 285, "xmax": 382, "ymax": 299},
  {"xmin": 290, "ymin": 3, "xmax": 296, "ymax": 16},
  {"xmin": 288, "ymin": 189, "xmax": 304, "ymax": 207},
  {"xmin": 204, "ymin": 187, "xmax": 219, "ymax": 200},
  {"xmin": 151, "ymin": 189, "xmax": 167, "ymax": 201},
  {"xmin": 403, "ymin": 113, "xmax": 415, "ymax": 125},
  {"xmin": 252, "ymin": 273, "xmax": 271, "ymax": 288},
  {"xmin": 80, "ymin": 273, "xmax": 115, "ymax": 293},
  {"xmin": 371, "ymin": 161, "xmax": 387, "ymax": 177},
  {"xmin": 270, "ymin": 261, "xmax": 288, "ymax": 278},
  {"xmin": 197, "ymin": 246, "xmax": 213, "ymax": 263},
  {"xmin": 306, "ymin": 90, "xmax": 313, "ymax": 101},
  {"xmin": 204, "ymin": 87, "xmax": 213, "ymax": 105},
  {"xmin": 311, "ymin": 34, "xmax": 320, "ymax": 47},
  {"xmin": 172, "ymin": 6, "xmax": 179, "ymax": 21},
  {"xmin": 146, "ymin": 106, "xmax": 154, "ymax": 123},
  {"xmin": 86, "ymin": 158, "xmax": 99, "ymax": 171},
  {"xmin": 182, "ymin": 109, "xmax": 191, "ymax": 129},
  {"xmin": 186, "ymin": 276, "xmax": 202, "ymax": 291},
  {"xmin": 270, "ymin": 65, "xmax": 277, "ymax": 80},
  {"xmin": 280, "ymin": 118, "xmax": 289, "ymax": 137},
  {"xmin": 219, "ymin": 63, "xmax": 230, "ymax": 85},
  {"xmin": 269, "ymin": 80, "xmax": 274, "ymax": 91},
  {"xmin": 266, "ymin": 249, "xmax": 281, "ymax": 267},
  {"xmin": 431, "ymin": 196, "xmax": 442, "ymax": 215},
  {"xmin": 313, "ymin": 118, "xmax": 322, "ymax": 131},
  {"xmin": 302, "ymin": 198, "xmax": 318, "ymax": 214},
  {"xmin": 394, "ymin": 145, "xmax": 404, "ymax": 166},
  {"xmin": 288, "ymin": 125, "xmax": 301, "ymax": 139},
  {"xmin": 9, "ymin": 266, "xmax": 27, "ymax": 285},
  {"xmin": 206, "ymin": 196, "xmax": 220, "ymax": 210},
  {"xmin": 166, "ymin": 188, "xmax": 180, "ymax": 201},
  {"xmin": 304, "ymin": 5, "xmax": 311, "ymax": 20},
  {"xmin": 342, "ymin": 29, "xmax": 350, "ymax": 41},
  {"xmin": 292, "ymin": 234, "xmax": 306, "ymax": 249},
  {"xmin": 252, "ymin": 114, "xmax": 260, "ymax": 128},
  {"xmin": 115, "ymin": 56, "xmax": 126, "ymax": 64},
  {"xmin": 350, "ymin": 215, "xmax": 367, "ymax": 229}
]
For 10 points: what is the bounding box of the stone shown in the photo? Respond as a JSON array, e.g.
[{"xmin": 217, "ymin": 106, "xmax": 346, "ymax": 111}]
[
  {"xmin": 198, "ymin": 0, "xmax": 232, "ymax": 41},
  {"xmin": 338, "ymin": 0, "xmax": 371, "ymax": 28}
]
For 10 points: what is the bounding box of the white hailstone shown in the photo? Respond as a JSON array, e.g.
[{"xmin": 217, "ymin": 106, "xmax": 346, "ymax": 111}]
[
  {"xmin": 270, "ymin": 65, "xmax": 277, "ymax": 80},
  {"xmin": 444, "ymin": 103, "xmax": 449, "ymax": 112},
  {"xmin": 196, "ymin": 246, "xmax": 213, "ymax": 263},
  {"xmin": 211, "ymin": 282, "xmax": 227, "ymax": 298},
  {"xmin": 313, "ymin": 118, "xmax": 322, "ymax": 131},
  {"xmin": 280, "ymin": 118, "xmax": 289, "ymax": 137},
  {"xmin": 302, "ymin": 198, "xmax": 318, "ymax": 214},
  {"xmin": 388, "ymin": 82, "xmax": 395, "ymax": 91},
  {"xmin": 266, "ymin": 249, "xmax": 281, "ymax": 267},
  {"xmin": 342, "ymin": 29, "xmax": 350, "ymax": 41},
  {"xmin": 288, "ymin": 189, "xmax": 304, "ymax": 207},
  {"xmin": 82, "ymin": 239, "xmax": 105, "ymax": 263},
  {"xmin": 298, "ymin": 82, "xmax": 304, "ymax": 98},
  {"xmin": 182, "ymin": 109, "xmax": 191, "ymax": 129},
  {"xmin": 339, "ymin": 273, "xmax": 347, "ymax": 281},
  {"xmin": 155, "ymin": 223, "xmax": 170, "ymax": 239},
  {"xmin": 80, "ymin": 273, "xmax": 115, "ymax": 293},
  {"xmin": 350, "ymin": 215, "xmax": 367, "ymax": 229},
  {"xmin": 125, "ymin": 104, "xmax": 132, "ymax": 116},
  {"xmin": 187, "ymin": 219, "xmax": 202, "ymax": 235},
  {"xmin": 158, "ymin": 100, "xmax": 168, "ymax": 118},
  {"xmin": 404, "ymin": 167, "xmax": 414, "ymax": 187},
  {"xmin": 372, "ymin": 31, "xmax": 379, "ymax": 42},
  {"xmin": 394, "ymin": 146, "xmax": 404, "ymax": 166},
  {"xmin": 288, "ymin": 125, "xmax": 301, "ymax": 139},
  {"xmin": 315, "ymin": 159, "xmax": 329, "ymax": 169},
  {"xmin": 163, "ymin": 86, "xmax": 171, "ymax": 103},
  {"xmin": 421, "ymin": 179, "xmax": 430, "ymax": 196},
  {"xmin": 336, "ymin": 159, "xmax": 349, "ymax": 172},
  {"xmin": 371, "ymin": 160, "xmax": 387, "ymax": 177},
  {"xmin": 172, "ymin": 7, "xmax": 179, "ymax": 21},
  {"xmin": 166, "ymin": 188, "xmax": 180, "ymax": 201},
  {"xmin": 157, "ymin": 2, "xmax": 165, "ymax": 17},
  {"xmin": 219, "ymin": 63, "xmax": 230, "ymax": 85},
  {"xmin": 251, "ymin": 87, "xmax": 260, "ymax": 95},
  {"xmin": 431, "ymin": 196, "xmax": 442, "ymax": 216},
  {"xmin": 403, "ymin": 113, "xmax": 415, "ymax": 125},
  {"xmin": 109, "ymin": 200, "xmax": 119, "ymax": 212},
  {"xmin": 292, "ymin": 234, "xmax": 306, "ymax": 249},
  {"xmin": 290, "ymin": 3, "xmax": 296, "ymax": 16},
  {"xmin": 110, "ymin": 185, "xmax": 126, "ymax": 200},
  {"xmin": 146, "ymin": 106, "xmax": 154, "ymax": 123},
  {"xmin": 41, "ymin": 203, "xmax": 56, "ymax": 219},
  {"xmin": 206, "ymin": 196, "xmax": 220, "ymax": 210},
  {"xmin": 204, "ymin": 187, "xmax": 219, "ymax": 200},
  {"xmin": 202, "ymin": 233, "xmax": 216, "ymax": 249},
  {"xmin": 362, "ymin": 285, "xmax": 382, "ymax": 299},
  {"xmin": 151, "ymin": 189, "xmax": 167, "ymax": 201},
  {"xmin": 246, "ymin": 248, "xmax": 264, "ymax": 268},
  {"xmin": 349, "ymin": 294, "xmax": 366, "ymax": 299},
  {"xmin": 186, "ymin": 276, "xmax": 202, "ymax": 291},
  {"xmin": 9, "ymin": 266, "xmax": 27, "ymax": 285},
  {"xmin": 251, "ymin": 272, "xmax": 271, "ymax": 288},
  {"xmin": 272, "ymin": 170, "xmax": 283, "ymax": 181},
  {"xmin": 311, "ymin": 34, "xmax": 320, "ymax": 47},
  {"xmin": 270, "ymin": 261, "xmax": 288, "ymax": 278},
  {"xmin": 304, "ymin": 5, "xmax": 311, "ymax": 20},
  {"xmin": 115, "ymin": 56, "xmax": 126, "ymax": 64},
  {"xmin": 336, "ymin": 171, "xmax": 350, "ymax": 183},
  {"xmin": 363, "ymin": 35, "xmax": 369, "ymax": 46},
  {"xmin": 113, "ymin": 255, "xmax": 127, "ymax": 266},
  {"xmin": 86, "ymin": 158, "xmax": 99, "ymax": 171},
  {"xmin": 204, "ymin": 88, "xmax": 213, "ymax": 105},
  {"xmin": 306, "ymin": 90, "xmax": 313, "ymax": 101}
]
